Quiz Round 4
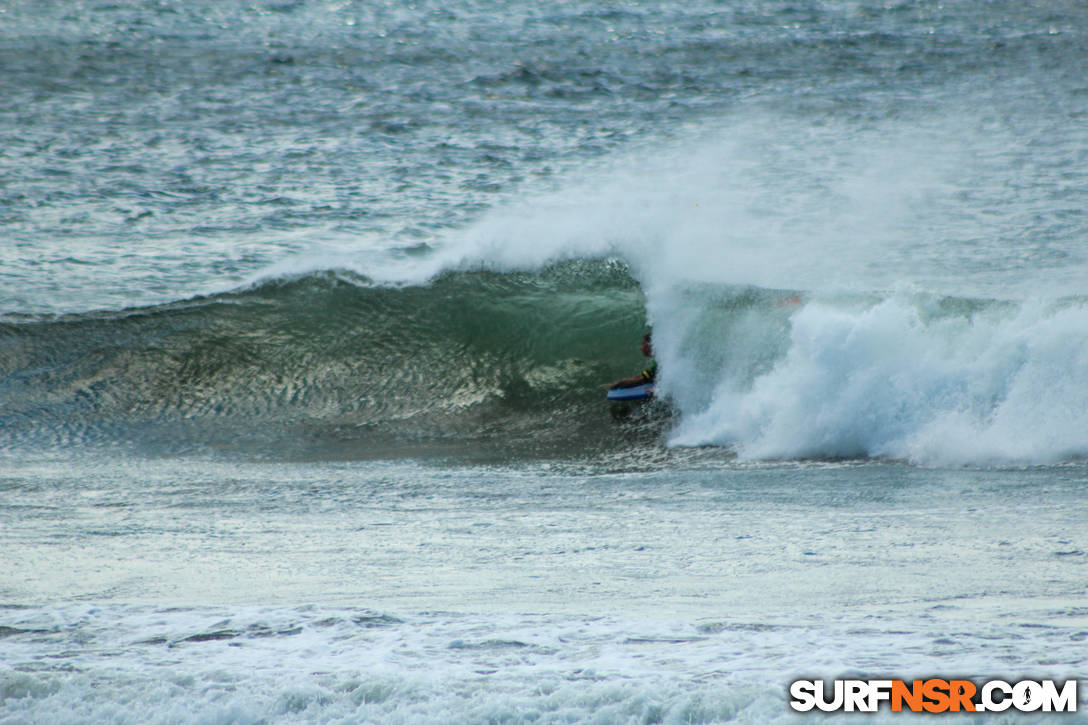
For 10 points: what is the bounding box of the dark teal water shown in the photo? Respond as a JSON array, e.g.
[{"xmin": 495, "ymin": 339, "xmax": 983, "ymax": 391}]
[{"xmin": 2, "ymin": 1, "xmax": 1087, "ymax": 721}]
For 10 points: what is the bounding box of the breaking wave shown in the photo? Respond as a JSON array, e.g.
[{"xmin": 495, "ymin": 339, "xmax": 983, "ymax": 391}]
[
  {"xmin": 662, "ymin": 290, "xmax": 1088, "ymax": 466},
  {"xmin": 3, "ymin": 258, "xmax": 1088, "ymax": 466}
]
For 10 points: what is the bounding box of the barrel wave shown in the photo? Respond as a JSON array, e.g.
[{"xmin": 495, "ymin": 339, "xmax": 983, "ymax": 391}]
[{"xmin": 4, "ymin": 258, "xmax": 1088, "ymax": 466}]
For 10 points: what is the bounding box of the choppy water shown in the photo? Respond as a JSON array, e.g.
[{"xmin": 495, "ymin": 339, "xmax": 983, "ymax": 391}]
[{"xmin": 3, "ymin": 0, "xmax": 1088, "ymax": 722}]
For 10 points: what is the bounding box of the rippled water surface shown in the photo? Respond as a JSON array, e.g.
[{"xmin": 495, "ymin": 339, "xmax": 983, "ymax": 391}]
[{"xmin": 3, "ymin": 1, "xmax": 1088, "ymax": 722}]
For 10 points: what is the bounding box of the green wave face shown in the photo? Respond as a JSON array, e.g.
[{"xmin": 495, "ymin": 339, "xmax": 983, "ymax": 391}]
[{"xmin": 0, "ymin": 261, "xmax": 658, "ymax": 461}]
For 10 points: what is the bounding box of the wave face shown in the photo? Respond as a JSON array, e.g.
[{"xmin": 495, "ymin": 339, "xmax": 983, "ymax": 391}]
[
  {"xmin": 5, "ymin": 260, "xmax": 1088, "ymax": 465},
  {"xmin": 0, "ymin": 262, "xmax": 652, "ymax": 461}
]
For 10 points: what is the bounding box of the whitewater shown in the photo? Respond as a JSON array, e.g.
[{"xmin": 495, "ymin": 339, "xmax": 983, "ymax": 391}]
[{"xmin": 2, "ymin": 0, "xmax": 1088, "ymax": 722}]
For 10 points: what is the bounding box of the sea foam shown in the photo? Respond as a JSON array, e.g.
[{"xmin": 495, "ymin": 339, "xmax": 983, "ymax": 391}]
[{"xmin": 665, "ymin": 295, "xmax": 1088, "ymax": 465}]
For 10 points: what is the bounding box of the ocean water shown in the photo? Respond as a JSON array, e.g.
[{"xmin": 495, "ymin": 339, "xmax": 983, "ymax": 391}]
[{"xmin": 2, "ymin": 0, "xmax": 1088, "ymax": 722}]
